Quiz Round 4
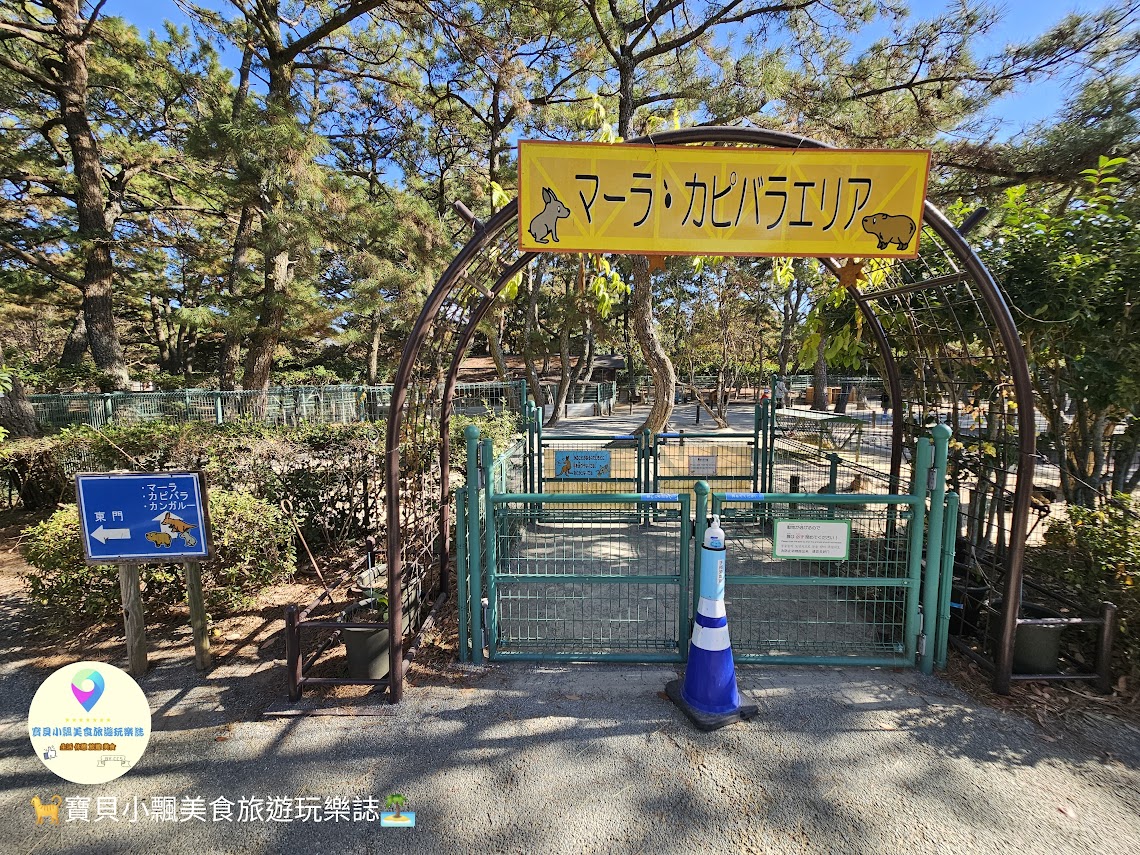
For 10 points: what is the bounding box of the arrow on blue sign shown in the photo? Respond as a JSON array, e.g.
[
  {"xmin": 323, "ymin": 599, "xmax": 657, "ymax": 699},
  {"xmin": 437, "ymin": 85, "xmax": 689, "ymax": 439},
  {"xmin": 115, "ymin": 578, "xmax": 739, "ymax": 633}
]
[{"xmin": 91, "ymin": 525, "xmax": 130, "ymax": 543}]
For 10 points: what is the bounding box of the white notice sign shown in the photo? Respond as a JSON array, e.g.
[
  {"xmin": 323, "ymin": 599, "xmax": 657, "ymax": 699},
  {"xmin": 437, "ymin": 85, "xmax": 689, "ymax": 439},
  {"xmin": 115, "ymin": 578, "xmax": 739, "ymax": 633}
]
[
  {"xmin": 688, "ymin": 454, "xmax": 718, "ymax": 477},
  {"xmin": 773, "ymin": 520, "xmax": 851, "ymax": 560}
]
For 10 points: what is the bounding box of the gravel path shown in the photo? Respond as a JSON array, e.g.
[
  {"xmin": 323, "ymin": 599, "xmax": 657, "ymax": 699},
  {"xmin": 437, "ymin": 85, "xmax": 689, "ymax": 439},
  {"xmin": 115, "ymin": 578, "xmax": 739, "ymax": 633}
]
[{"xmin": 3, "ymin": 657, "xmax": 1138, "ymax": 855}]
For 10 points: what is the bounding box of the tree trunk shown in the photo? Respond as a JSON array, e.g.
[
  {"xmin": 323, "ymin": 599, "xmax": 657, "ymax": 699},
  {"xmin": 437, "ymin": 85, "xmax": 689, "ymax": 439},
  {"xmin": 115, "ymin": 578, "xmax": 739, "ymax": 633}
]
[
  {"xmin": 811, "ymin": 334, "xmax": 828, "ymax": 411},
  {"xmin": 219, "ymin": 334, "xmax": 241, "ymax": 392},
  {"xmin": 366, "ymin": 311, "xmax": 382, "ymax": 386},
  {"xmin": 60, "ymin": 309, "xmax": 88, "ymax": 367},
  {"xmin": 630, "ymin": 256, "xmax": 674, "ymax": 432},
  {"xmin": 150, "ymin": 294, "xmax": 173, "ymax": 372},
  {"xmin": 617, "ymin": 61, "xmax": 674, "ymax": 432},
  {"xmin": 545, "ymin": 283, "xmax": 575, "ymax": 428},
  {"xmin": 569, "ymin": 317, "xmax": 593, "ymax": 403},
  {"xmin": 0, "ymin": 349, "xmax": 38, "ymax": 438},
  {"xmin": 522, "ymin": 259, "xmax": 547, "ymax": 406},
  {"xmin": 242, "ymin": 251, "xmax": 292, "ymax": 393},
  {"xmin": 57, "ymin": 3, "xmax": 129, "ymax": 390},
  {"xmin": 487, "ymin": 317, "xmax": 509, "ymax": 381}
]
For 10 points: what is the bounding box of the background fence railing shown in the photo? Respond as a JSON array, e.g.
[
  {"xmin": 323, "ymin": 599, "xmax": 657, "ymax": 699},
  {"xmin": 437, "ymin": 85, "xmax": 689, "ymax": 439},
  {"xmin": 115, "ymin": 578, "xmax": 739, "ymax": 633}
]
[{"xmin": 28, "ymin": 380, "xmax": 527, "ymax": 430}]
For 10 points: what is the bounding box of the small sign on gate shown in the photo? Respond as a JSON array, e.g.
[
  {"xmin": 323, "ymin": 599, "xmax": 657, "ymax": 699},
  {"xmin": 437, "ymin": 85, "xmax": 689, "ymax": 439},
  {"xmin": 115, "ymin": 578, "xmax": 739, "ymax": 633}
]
[
  {"xmin": 554, "ymin": 450, "xmax": 612, "ymax": 479},
  {"xmin": 688, "ymin": 454, "xmax": 718, "ymax": 477},
  {"xmin": 773, "ymin": 519, "xmax": 851, "ymax": 560}
]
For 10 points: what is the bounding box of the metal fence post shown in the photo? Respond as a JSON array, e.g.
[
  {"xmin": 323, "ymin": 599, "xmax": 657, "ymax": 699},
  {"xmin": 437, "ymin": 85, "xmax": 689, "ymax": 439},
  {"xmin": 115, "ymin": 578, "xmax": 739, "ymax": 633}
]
[
  {"xmin": 921, "ymin": 424, "xmax": 951, "ymax": 674},
  {"xmin": 756, "ymin": 401, "xmax": 766, "ymax": 495},
  {"xmin": 214, "ymin": 393, "xmax": 224, "ymax": 425},
  {"xmin": 935, "ymin": 491, "xmax": 960, "ymax": 670},
  {"xmin": 285, "ymin": 604, "xmax": 302, "ymax": 701},
  {"xmin": 826, "ymin": 453, "xmax": 841, "ymax": 520},
  {"xmin": 481, "ymin": 437, "xmax": 498, "ymax": 660},
  {"xmin": 905, "ymin": 438, "xmax": 933, "ymax": 666},
  {"xmin": 455, "ymin": 488, "xmax": 469, "ymax": 662},
  {"xmin": 689, "ymin": 484, "xmax": 708, "ymax": 655},
  {"xmin": 464, "ymin": 425, "xmax": 483, "ymax": 664},
  {"xmin": 535, "ymin": 410, "xmax": 544, "ymax": 494}
]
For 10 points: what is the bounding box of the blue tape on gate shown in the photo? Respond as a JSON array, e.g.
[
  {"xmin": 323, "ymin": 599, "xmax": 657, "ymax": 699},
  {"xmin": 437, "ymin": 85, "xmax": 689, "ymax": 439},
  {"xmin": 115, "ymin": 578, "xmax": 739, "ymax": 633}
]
[
  {"xmin": 640, "ymin": 493, "xmax": 679, "ymax": 502},
  {"xmin": 613, "ymin": 435, "xmax": 636, "ymax": 440},
  {"xmin": 658, "ymin": 432, "xmax": 681, "ymax": 438},
  {"xmin": 725, "ymin": 493, "xmax": 765, "ymax": 502}
]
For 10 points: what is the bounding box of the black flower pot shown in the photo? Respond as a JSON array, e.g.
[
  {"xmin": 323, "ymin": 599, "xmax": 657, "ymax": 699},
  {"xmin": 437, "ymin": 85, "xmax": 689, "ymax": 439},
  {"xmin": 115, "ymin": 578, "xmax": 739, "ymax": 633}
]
[
  {"xmin": 343, "ymin": 624, "xmax": 391, "ymax": 680},
  {"xmin": 987, "ymin": 600, "xmax": 1066, "ymax": 674},
  {"xmin": 339, "ymin": 597, "xmax": 411, "ymax": 680}
]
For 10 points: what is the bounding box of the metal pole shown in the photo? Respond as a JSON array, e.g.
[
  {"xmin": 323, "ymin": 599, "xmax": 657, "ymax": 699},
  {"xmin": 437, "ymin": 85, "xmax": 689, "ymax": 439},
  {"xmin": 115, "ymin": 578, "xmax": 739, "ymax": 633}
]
[
  {"xmin": 465, "ymin": 425, "xmax": 483, "ymax": 664},
  {"xmin": 757, "ymin": 400, "xmax": 768, "ymax": 496},
  {"xmin": 481, "ymin": 437, "xmax": 498, "ymax": 659},
  {"xmin": 679, "ymin": 491, "xmax": 692, "ymax": 659},
  {"xmin": 285, "ymin": 605, "xmax": 301, "ymax": 701},
  {"xmin": 905, "ymin": 439, "xmax": 933, "ymax": 666},
  {"xmin": 935, "ymin": 492, "xmax": 960, "ymax": 670},
  {"xmin": 693, "ymin": 483, "xmax": 709, "ymax": 635},
  {"xmin": 921, "ymin": 424, "xmax": 951, "ymax": 674},
  {"xmin": 455, "ymin": 488, "xmax": 469, "ymax": 662}
]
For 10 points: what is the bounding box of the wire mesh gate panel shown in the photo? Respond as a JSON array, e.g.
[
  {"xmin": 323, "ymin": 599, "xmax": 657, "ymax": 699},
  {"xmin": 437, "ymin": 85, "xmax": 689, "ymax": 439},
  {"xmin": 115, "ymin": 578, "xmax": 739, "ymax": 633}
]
[
  {"xmin": 704, "ymin": 430, "xmax": 944, "ymax": 668},
  {"xmin": 487, "ymin": 495, "xmax": 691, "ymax": 661},
  {"xmin": 709, "ymin": 497, "xmax": 924, "ymax": 666},
  {"xmin": 653, "ymin": 432, "xmax": 758, "ymax": 514}
]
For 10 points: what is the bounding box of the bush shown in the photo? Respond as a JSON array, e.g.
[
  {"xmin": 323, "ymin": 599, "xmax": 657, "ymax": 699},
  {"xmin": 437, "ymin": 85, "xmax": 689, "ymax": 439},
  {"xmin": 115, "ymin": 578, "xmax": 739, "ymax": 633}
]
[
  {"xmin": 449, "ymin": 407, "xmax": 522, "ymax": 475},
  {"xmin": 21, "ymin": 489, "xmax": 296, "ymax": 630},
  {"xmin": 0, "ymin": 421, "xmax": 387, "ymax": 547},
  {"xmin": 1035, "ymin": 493, "xmax": 1140, "ymax": 678}
]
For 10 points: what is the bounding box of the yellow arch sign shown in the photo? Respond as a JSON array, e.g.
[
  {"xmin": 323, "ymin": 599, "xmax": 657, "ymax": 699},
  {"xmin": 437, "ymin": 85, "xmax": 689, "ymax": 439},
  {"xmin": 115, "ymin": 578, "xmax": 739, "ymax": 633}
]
[{"xmin": 517, "ymin": 140, "xmax": 931, "ymax": 258}]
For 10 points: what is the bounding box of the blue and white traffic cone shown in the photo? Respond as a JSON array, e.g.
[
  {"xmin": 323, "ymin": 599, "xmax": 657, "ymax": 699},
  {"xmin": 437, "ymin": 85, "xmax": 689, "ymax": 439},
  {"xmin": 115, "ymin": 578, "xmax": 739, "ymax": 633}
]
[{"xmin": 666, "ymin": 514, "xmax": 758, "ymax": 730}]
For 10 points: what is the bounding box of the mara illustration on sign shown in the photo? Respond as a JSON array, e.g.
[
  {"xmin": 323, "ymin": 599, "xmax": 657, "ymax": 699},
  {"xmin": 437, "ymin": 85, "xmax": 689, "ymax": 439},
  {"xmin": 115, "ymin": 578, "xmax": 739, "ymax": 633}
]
[{"xmin": 518, "ymin": 140, "xmax": 930, "ymax": 258}]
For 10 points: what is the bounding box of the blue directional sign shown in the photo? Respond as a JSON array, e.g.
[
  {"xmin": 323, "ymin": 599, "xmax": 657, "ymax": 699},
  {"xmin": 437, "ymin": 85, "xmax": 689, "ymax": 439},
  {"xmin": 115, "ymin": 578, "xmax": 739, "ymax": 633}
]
[{"xmin": 75, "ymin": 472, "xmax": 211, "ymax": 563}]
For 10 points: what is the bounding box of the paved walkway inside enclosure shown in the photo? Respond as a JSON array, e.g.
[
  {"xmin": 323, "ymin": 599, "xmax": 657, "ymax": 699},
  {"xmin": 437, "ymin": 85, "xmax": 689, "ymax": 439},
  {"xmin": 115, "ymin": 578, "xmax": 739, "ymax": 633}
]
[{"xmin": 3, "ymin": 657, "xmax": 1138, "ymax": 855}]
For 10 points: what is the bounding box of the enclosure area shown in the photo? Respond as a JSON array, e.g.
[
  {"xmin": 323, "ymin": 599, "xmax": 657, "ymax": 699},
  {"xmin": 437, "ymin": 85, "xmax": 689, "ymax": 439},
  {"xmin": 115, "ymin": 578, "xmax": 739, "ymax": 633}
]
[{"xmin": 381, "ymin": 128, "xmax": 1126, "ymax": 703}]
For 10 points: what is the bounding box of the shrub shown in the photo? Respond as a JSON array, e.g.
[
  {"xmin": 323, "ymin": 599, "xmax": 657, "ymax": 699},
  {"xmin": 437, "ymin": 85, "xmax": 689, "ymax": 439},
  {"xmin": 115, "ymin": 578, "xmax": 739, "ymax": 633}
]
[
  {"xmin": 21, "ymin": 489, "xmax": 296, "ymax": 630},
  {"xmin": 1035, "ymin": 493, "xmax": 1140, "ymax": 678}
]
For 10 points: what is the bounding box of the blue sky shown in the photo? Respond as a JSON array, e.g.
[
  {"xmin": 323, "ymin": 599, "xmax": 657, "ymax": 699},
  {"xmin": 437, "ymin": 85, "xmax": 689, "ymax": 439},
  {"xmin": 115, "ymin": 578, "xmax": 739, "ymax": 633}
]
[{"xmin": 109, "ymin": 0, "xmax": 1103, "ymax": 137}]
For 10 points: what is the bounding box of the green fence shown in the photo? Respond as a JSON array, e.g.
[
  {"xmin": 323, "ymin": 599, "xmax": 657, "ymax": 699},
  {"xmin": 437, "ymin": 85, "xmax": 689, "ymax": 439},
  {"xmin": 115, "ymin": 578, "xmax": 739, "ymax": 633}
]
[
  {"xmin": 28, "ymin": 380, "xmax": 527, "ymax": 430},
  {"xmin": 457, "ymin": 424, "xmax": 957, "ymax": 673}
]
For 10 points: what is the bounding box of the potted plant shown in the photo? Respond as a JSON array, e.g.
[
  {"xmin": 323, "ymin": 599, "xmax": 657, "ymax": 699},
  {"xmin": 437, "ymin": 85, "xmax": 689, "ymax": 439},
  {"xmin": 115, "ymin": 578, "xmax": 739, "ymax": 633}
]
[
  {"xmin": 985, "ymin": 599, "xmax": 1067, "ymax": 674},
  {"xmin": 339, "ymin": 596, "xmax": 390, "ymax": 680}
]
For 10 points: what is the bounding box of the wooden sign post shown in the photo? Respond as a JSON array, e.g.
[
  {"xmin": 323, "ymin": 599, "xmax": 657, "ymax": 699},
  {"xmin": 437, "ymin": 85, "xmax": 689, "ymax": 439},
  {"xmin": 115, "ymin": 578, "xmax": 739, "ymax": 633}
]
[
  {"xmin": 76, "ymin": 471, "xmax": 214, "ymax": 675},
  {"xmin": 184, "ymin": 561, "xmax": 212, "ymax": 670},
  {"xmin": 117, "ymin": 563, "xmax": 148, "ymax": 676}
]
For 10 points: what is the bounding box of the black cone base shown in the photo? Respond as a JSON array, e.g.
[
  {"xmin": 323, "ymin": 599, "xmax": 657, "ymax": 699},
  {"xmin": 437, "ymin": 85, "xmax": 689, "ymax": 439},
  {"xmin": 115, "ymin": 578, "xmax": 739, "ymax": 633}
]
[{"xmin": 664, "ymin": 679, "xmax": 759, "ymax": 732}]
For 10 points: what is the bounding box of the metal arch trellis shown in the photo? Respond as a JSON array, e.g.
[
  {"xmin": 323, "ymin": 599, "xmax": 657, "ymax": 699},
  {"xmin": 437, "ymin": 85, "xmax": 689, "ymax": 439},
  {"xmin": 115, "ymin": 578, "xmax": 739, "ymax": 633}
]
[{"xmin": 384, "ymin": 127, "xmax": 1037, "ymax": 701}]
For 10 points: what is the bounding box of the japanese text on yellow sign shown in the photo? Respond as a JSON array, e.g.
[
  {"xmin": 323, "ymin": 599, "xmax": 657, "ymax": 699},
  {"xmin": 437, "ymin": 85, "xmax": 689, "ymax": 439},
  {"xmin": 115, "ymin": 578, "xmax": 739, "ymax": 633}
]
[{"xmin": 518, "ymin": 141, "xmax": 931, "ymax": 258}]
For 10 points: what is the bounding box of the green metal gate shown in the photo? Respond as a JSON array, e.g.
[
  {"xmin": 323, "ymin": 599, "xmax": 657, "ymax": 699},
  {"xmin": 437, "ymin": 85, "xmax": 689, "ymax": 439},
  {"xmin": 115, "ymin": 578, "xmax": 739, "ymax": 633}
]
[
  {"xmin": 487, "ymin": 493, "xmax": 690, "ymax": 661},
  {"xmin": 457, "ymin": 423, "xmax": 955, "ymax": 673}
]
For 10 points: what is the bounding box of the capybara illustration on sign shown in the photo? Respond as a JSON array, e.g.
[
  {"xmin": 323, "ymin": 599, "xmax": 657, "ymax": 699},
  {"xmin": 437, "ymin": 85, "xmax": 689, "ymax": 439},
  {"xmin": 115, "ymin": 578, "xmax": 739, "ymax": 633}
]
[
  {"xmin": 528, "ymin": 187, "xmax": 570, "ymax": 244},
  {"xmin": 861, "ymin": 213, "xmax": 917, "ymax": 251},
  {"xmin": 145, "ymin": 531, "xmax": 172, "ymax": 548}
]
